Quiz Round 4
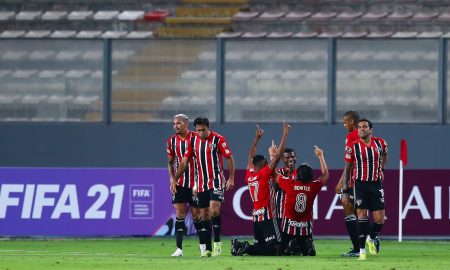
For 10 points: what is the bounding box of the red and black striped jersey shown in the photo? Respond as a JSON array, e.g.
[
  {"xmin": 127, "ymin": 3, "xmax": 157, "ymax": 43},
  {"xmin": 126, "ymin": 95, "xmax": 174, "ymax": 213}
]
[
  {"xmin": 344, "ymin": 129, "xmax": 359, "ymax": 188},
  {"xmin": 345, "ymin": 136, "xmax": 388, "ymax": 182},
  {"xmin": 184, "ymin": 131, "xmax": 232, "ymax": 192},
  {"xmin": 246, "ymin": 165, "xmax": 276, "ymax": 221},
  {"xmin": 166, "ymin": 131, "xmax": 196, "ymax": 188},
  {"xmin": 277, "ymin": 176, "xmax": 323, "ymax": 223},
  {"xmin": 274, "ymin": 167, "xmax": 297, "ymax": 220}
]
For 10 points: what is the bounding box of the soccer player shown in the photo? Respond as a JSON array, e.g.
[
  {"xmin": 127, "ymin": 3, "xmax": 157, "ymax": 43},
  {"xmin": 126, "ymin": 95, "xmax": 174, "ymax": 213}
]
[
  {"xmin": 166, "ymin": 114, "xmax": 200, "ymax": 257},
  {"xmin": 274, "ymin": 145, "xmax": 328, "ymax": 256},
  {"xmin": 175, "ymin": 117, "xmax": 235, "ymax": 257},
  {"xmin": 268, "ymin": 144, "xmax": 297, "ymax": 231},
  {"xmin": 335, "ymin": 110, "xmax": 360, "ymax": 257},
  {"xmin": 343, "ymin": 119, "xmax": 388, "ymax": 261},
  {"xmin": 231, "ymin": 122, "xmax": 289, "ymax": 256}
]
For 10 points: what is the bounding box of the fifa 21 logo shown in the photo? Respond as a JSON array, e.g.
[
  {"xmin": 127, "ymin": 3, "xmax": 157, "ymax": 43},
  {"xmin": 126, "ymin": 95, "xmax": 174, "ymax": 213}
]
[{"xmin": 0, "ymin": 184, "xmax": 124, "ymax": 219}]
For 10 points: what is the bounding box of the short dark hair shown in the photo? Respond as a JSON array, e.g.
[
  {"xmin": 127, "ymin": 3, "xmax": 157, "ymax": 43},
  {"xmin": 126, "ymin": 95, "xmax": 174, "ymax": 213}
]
[
  {"xmin": 284, "ymin": 148, "xmax": 295, "ymax": 154},
  {"xmin": 358, "ymin": 118, "xmax": 373, "ymax": 129},
  {"xmin": 193, "ymin": 117, "xmax": 209, "ymax": 128},
  {"xmin": 297, "ymin": 163, "xmax": 313, "ymax": 183},
  {"xmin": 344, "ymin": 110, "xmax": 359, "ymax": 122},
  {"xmin": 252, "ymin": 155, "xmax": 266, "ymax": 166}
]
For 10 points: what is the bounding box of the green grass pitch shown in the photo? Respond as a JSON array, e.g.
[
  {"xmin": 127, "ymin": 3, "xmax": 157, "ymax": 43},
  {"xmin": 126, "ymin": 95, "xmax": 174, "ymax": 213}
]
[{"xmin": 1, "ymin": 237, "xmax": 449, "ymax": 270}]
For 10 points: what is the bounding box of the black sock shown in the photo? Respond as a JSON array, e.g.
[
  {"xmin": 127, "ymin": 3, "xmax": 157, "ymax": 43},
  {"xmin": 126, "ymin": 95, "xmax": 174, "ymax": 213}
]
[
  {"xmin": 345, "ymin": 215, "xmax": 359, "ymax": 251},
  {"xmin": 202, "ymin": 220, "xmax": 212, "ymax": 251},
  {"xmin": 370, "ymin": 222, "xmax": 384, "ymax": 240},
  {"xmin": 211, "ymin": 215, "xmax": 221, "ymax": 243},
  {"xmin": 357, "ymin": 218, "xmax": 369, "ymax": 250},
  {"xmin": 175, "ymin": 218, "xmax": 185, "ymax": 249},
  {"xmin": 193, "ymin": 219, "xmax": 203, "ymax": 244}
]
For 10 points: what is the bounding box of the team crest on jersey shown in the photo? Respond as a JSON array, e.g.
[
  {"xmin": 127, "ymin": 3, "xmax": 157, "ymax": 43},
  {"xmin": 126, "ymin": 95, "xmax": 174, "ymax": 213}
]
[{"xmin": 209, "ymin": 143, "xmax": 217, "ymax": 150}]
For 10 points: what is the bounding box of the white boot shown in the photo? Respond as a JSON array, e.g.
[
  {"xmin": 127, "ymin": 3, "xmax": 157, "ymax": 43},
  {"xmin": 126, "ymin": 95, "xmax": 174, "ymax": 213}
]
[{"xmin": 171, "ymin": 248, "xmax": 183, "ymax": 257}]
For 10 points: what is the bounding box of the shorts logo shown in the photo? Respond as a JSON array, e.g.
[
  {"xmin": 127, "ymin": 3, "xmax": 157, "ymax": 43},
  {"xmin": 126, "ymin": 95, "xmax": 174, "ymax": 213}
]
[
  {"xmin": 265, "ymin": 235, "xmax": 275, "ymax": 242},
  {"xmin": 356, "ymin": 199, "xmax": 362, "ymax": 206},
  {"xmin": 379, "ymin": 188, "xmax": 384, "ymax": 198}
]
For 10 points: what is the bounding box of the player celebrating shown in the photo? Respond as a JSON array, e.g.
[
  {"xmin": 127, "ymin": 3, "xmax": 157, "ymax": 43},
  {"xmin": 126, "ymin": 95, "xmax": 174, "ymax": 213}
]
[
  {"xmin": 166, "ymin": 114, "xmax": 200, "ymax": 257},
  {"xmin": 275, "ymin": 146, "xmax": 328, "ymax": 256},
  {"xmin": 175, "ymin": 117, "xmax": 235, "ymax": 257},
  {"xmin": 268, "ymin": 144, "xmax": 297, "ymax": 231},
  {"xmin": 231, "ymin": 122, "xmax": 290, "ymax": 256},
  {"xmin": 343, "ymin": 119, "xmax": 388, "ymax": 261}
]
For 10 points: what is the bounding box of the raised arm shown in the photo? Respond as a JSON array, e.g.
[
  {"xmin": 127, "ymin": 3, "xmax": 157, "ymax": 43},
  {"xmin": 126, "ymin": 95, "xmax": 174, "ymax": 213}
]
[
  {"xmin": 268, "ymin": 122, "xmax": 290, "ymax": 171},
  {"xmin": 247, "ymin": 125, "xmax": 264, "ymax": 169},
  {"xmin": 314, "ymin": 145, "xmax": 329, "ymax": 185}
]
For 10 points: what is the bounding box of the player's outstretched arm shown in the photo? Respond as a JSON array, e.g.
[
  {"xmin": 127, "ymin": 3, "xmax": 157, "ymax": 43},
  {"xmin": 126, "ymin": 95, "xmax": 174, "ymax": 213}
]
[
  {"xmin": 247, "ymin": 125, "xmax": 263, "ymax": 169},
  {"xmin": 314, "ymin": 145, "xmax": 329, "ymax": 185},
  {"xmin": 269, "ymin": 122, "xmax": 290, "ymax": 171}
]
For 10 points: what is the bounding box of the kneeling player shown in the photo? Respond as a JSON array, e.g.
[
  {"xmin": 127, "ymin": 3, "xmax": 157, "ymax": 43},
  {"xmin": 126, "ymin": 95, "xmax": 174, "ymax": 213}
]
[
  {"xmin": 275, "ymin": 146, "xmax": 329, "ymax": 256},
  {"xmin": 231, "ymin": 122, "xmax": 289, "ymax": 256}
]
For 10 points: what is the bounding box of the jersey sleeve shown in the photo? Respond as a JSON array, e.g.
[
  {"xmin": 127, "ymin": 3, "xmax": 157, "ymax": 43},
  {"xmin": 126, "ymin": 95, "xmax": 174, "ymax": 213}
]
[
  {"xmin": 380, "ymin": 138, "xmax": 388, "ymax": 155},
  {"xmin": 218, "ymin": 136, "xmax": 233, "ymax": 158},
  {"xmin": 166, "ymin": 138, "xmax": 174, "ymax": 157},
  {"xmin": 276, "ymin": 175, "xmax": 291, "ymax": 192},
  {"xmin": 344, "ymin": 142, "xmax": 355, "ymax": 164}
]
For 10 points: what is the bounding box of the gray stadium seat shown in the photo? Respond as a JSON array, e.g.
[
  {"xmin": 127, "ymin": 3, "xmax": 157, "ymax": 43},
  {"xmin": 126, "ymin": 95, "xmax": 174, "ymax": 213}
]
[
  {"xmin": 93, "ymin": 11, "xmax": 119, "ymax": 21},
  {"xmin": 67, "ymin": 11, "xmax": 94, "ymax": 20},
  {"xmin": 0, "ymin": 11, "xmax": 15, "ymax": 21},
  {"xmin": 15, "ymin": 11, "xmax": 42, "ymax": 20},
  {"xmin": 308, "ymin": 12, "xmax": 337, "ymax": 21},
  {"xmin": 232, "ymin": 11, "xmax": 259, "ymax": 21},
  {"xmin": 257, "ymin": 11, "xmax": 285, "ymax": 21},
  {"xmin": 101, "ymin": 31, "xmax": 127, "ymax": 38},
  {"xmin": 0, "ymin": 30, "xmax": 26, "ymax": 38},
  {"xmin": 25, "ymin": 30, "xmax": 51, "ymax": 38},
  {"xmin": 335, "ymin": 11, "xmax": 363, "ymax": 21},
  {"xmin": 126, "ymin": 31, "xmax": 153, "ymax": 38},
  {"xmin": 282, "ymin": 11, "xmax": 311, "ymax": 21},
  {"xmin": 267, "ymin": 32, "xmax": 293, "ymax": 38},
  {"xmin": 75, "ymin": 30, "xmax": 102, "ymax": 38},
  {"xmin": 41, "ymin": 11, "xmax": 68, "ymax": 20},
  {"xmin": 118, "ymin": 11, "xmax": 145, "ymax": 21},
  {"xmin": 50, "ymin": 30, "xmax": 77, "ymax": 38}
]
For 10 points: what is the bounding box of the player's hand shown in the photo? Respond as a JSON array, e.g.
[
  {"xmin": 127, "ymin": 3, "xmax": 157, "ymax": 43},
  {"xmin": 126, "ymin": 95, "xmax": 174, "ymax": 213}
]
[
  {"xmin": 335, "ymin": 182, "xmax": 343, "ymax": 194},
  {"xmin": 170, "ymin": 180, "xmax": 177, "ymax": 195},
  {"xmin": 314, "ymin": 145, "xmax": 323, "ymax": 157},
  {"xmin": 256, "ymin": 124, "xmax": 263, "ymax": 139},
  {"xmin": 282, "ymin": 121, "xmax": 291, "ymax": 136},
  {"xmin": 225, "ymin": 178, "xmax": 234, "ymax": 191},
  {"xmin": 268, "ymin": 139, "xmax": 277, "ymax": 156}
]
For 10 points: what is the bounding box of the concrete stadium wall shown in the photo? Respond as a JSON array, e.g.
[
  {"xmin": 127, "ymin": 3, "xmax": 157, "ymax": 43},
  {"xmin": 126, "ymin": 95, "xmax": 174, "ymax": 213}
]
[{"xmin": 0, "ymin": 123, "xmax": 449, "ymax": 169}]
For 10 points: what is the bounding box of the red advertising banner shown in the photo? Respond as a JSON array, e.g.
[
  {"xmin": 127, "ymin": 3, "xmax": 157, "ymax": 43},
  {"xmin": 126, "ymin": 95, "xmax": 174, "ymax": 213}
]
[{"xmin": 221, "ymin": 169, "xmax": 450, "ymax": 237}]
